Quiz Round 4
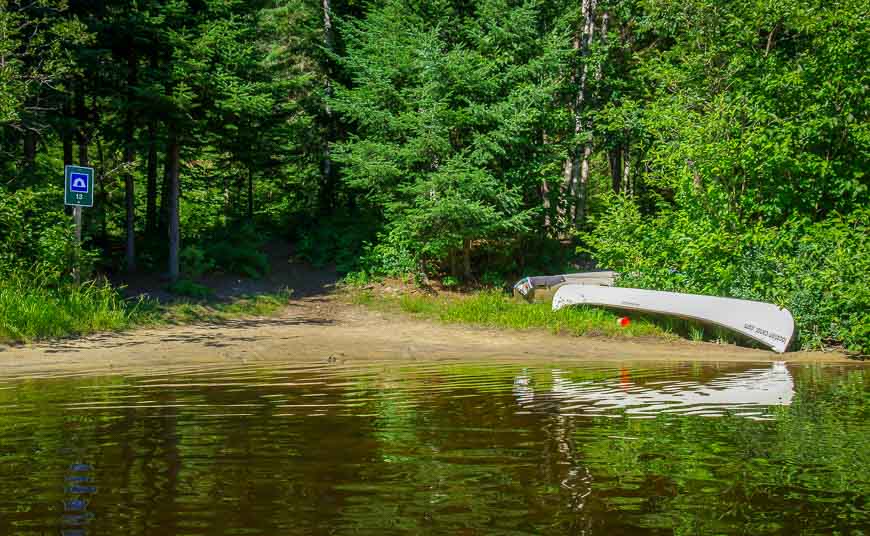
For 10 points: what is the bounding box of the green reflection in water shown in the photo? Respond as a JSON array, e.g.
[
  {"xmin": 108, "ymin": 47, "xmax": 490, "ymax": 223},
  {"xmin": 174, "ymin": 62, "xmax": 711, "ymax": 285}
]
[{"xmin": 0, "ymin": 361, "xmax": 866, "ymax": 535}]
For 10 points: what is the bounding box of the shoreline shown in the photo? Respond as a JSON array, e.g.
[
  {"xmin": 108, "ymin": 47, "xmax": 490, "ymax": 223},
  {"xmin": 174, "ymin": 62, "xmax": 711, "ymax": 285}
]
[{"xmin": 0, "ymin": 295, "xmax": 858, "ymax": 378}]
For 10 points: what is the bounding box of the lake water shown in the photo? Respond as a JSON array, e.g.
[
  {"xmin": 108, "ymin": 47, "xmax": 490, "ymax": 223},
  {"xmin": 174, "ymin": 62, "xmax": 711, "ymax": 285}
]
[{"xmin": 0, "ymin": 359, "xmax": 867, "ymax": 534}]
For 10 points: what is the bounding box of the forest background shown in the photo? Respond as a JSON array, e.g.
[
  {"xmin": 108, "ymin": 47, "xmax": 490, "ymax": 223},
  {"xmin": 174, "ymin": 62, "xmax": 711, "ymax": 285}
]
[{"xmin": 1, "ymin": 0, "xmax": 867, "ymax": 352}]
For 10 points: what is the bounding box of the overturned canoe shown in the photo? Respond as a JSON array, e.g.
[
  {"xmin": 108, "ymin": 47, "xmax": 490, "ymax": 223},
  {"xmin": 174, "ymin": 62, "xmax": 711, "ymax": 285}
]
[
  {"xmin": 513, "ymin": 271, "xmax": 616, "ymax": 302},
  {"xmin": 551, "ymin": 284, "xmax": 795, "ymax": 353}
]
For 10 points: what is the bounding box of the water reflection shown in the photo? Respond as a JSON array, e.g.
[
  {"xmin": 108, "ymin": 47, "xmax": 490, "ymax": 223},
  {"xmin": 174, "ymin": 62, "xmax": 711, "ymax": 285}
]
[
  {"xmin": 62, "ymin": 462, "xmax": 94, "ymax": 535},
  {"xmin": 516, "ymin": 361, "xmax": 794, "ymax": 419},
  {"xmin": 0, "ymin": 359, "xmax": 865, "ymax": 535}
]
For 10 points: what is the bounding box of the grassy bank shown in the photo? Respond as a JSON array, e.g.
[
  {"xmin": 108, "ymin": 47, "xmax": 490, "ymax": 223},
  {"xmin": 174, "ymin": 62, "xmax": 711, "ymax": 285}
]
[
  {"xmin": 0, "ymin": 274, "xmax": 293, "ymax": 344},
  {"xmin": 350, "ymin": 288, "xmax": 685, "ymax": 341},
  {"xmin": 0, "ymin": 276, "xmax": 142, "ymax": 342}
]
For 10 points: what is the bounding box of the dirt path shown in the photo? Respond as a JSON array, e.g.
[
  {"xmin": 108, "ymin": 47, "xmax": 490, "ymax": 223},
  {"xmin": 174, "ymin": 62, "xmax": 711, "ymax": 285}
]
[{"xmin": 0, "ymin": 296, "xmax": 855, "ymax": 377}]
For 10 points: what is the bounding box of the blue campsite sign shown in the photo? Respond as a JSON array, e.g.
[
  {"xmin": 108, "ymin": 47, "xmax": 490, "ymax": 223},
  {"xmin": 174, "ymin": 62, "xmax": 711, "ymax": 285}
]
[{"xmin": 64, "ymin": 165, "xmax": 94, "ymax": 207}]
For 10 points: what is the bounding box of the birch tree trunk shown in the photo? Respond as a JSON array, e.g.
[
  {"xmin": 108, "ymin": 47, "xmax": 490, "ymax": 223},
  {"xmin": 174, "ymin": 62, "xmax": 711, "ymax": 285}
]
[
  {"xmin": 318, "ymin": 0, "xmax": 336, "ymax": 215},
  {"xmin": 541, "ymin": 177, "xmax": 551, "ymax": 229},
  {"xmin": 158, "ymin": 146, "xmax": 170, "ymax": 238},
  {"xmin": 576, "ymin": 1, "xmax": 603, "ymax": 226},
  {"xmin": 541, "ymin": 131, "xmax": 551, "ymax": 229},
  {"xmin": 565, "ymin": 0, "xmax": 597, "ymax": 228},
  {"xmin": 622, "ymin": 140, "xmax": 631, "ymax": 197}
]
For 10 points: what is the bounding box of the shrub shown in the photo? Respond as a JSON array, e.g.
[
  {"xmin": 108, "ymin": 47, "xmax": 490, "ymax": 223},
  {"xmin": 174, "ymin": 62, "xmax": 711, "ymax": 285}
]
[
  {"xmin": 586, "ymin": 198, "xmax": 869, "ymax": 353},
  {"xmin": 296, "ymin": 212, "xmax": 379, "ymax": 273},
  {"xmin": 180, "ymin": 245, "xmax": 216, "ymax": 279},
  {"xmin": 203, "ymin": 224, "xmax": 269, "ymax": 278}
]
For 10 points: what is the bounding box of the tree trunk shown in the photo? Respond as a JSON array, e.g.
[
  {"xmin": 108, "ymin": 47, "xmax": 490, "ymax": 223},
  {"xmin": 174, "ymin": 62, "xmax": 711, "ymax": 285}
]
[
  {"xmin": 540, "ymin": 131, "xmax": 552, "ymax": 230},
  {"xmin": 158, "ymin": 145, "xmax": 170, "ymax": 238},
  {"xmin": 63, "ymin": 135, "xmax": 73, "ymax": 167},
  {"xmin": 318, "ymin": 0, "xmax": 336, "ymax": 216},
  {"xmin": 565, "ymin": 0, "xmax": 597, "ymax": 228},
  {"xmin": 560, "ymin": 158, "xmax": 572, "ymax": 225},
  {"xmin": 145, "ymin": 121, "xmax": 158, "ymax": 235},
  {"xmin": 541, "ymin": 177, "xmax": 551, "ymax": 229},
  {"xmin": 622, "ymin": 140, "xmax": 631, "ymax": 197},
  {"xmin": 167, "ymin": 133, "xmax": 180, "ymax": 282},
  {"xmin": 124, "ymin": 51, "xmax": 138, "ymax": 272},
  {"xmin": 577, "ymin": 144, "xmax": 591, "ymax": 224},
  {"xmin": 63, "ymin": 100, "xmax": 73, "ymax": 166},
  {"xmin": 564, "ymin": 152, "xmax": 577, "ymax": 225},
  {"xmin": 124, "ymin": 142, "xmax": 136, "ymax": 272},
  {"xmin": 76, "ymin": 88, "xmax": 88, "ymax": 167},
  {"xmin": 689, "ymin": 160, "xmax": 702, "ymax": 191},
  {"xmin": 23, "ymin": 131, "xmax": 37, "ymax": 167},
  {"xmin": 609, "ymin": 147, "xmax": 622, "ymax": 193},
  {"xmin": 462, "ymin": 238, "xmax": 472, "ymax": 280},
  {"xmin": 96, "ymin": 134, "xmax": 107, "ymax": 242},
  {"xmin": 247, "ymin": 168, "xmax": 254, "ymax": 221}
]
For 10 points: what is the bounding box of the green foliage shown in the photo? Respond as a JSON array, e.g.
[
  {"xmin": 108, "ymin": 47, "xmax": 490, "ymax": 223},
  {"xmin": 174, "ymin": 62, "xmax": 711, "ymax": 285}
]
[
  {"xmin": 0, "ymin": 187, "xmax": 97, "ymax": 283},
  {"xmin": 332, "ymin": 0, "xmax": 567, "ymax": 277},
  {"xmin": 208, "ymin": 242, "xmax": 269, "ymax": 279},
  {"xmin": 441, "ymin": 276, "xmax": 460, "ymax": 288},
  {"xmin": 586, "ymin": 198, "xmax": 870, "ymax": 352},
  {"xmin": 180, "ymin": 245, "xmax": 216, "ymax": 279},
  {"xmin": 479, "ymin": 272, "xmax": 505, "ymax": 288},
  {"xmin": 633, "ymin": 0, "xmax": 869, "ymax": 223},
  {"xmin": 296, "ymin": 213, "xmax": 379, "ymax": 273},
  {"xmin": 0, "ymin": 0, "xmax": 89, "ymax": 125},
  {"xmin": 202, "ymin": 225, "xmax": 270, "ymax": 279}
]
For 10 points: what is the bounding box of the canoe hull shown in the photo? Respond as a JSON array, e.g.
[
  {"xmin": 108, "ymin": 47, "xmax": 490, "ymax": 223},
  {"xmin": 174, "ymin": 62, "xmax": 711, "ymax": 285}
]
[{"xmin": 552, "ymin": 284, "xmax": 795, "ymax": 353}]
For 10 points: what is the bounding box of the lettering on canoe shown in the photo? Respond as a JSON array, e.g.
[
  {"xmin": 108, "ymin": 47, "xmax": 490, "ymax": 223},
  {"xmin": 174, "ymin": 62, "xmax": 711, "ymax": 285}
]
[{"xmin": 744, "ymin": 322, "xmax": 787, "ymax": 343}]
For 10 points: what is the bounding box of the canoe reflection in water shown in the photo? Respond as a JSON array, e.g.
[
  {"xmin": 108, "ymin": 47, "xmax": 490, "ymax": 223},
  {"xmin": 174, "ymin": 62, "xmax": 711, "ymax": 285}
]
[{"xmin": 514, "ymin": 361, "xmax": 794, "ymax": 419}]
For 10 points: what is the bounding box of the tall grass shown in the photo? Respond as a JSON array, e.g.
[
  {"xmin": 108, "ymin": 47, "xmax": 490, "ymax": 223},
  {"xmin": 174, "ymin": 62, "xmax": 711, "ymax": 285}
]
[
  {"xmin": 353, "ymin": 289, "xmax": 674, "ymax": 339},
  {"xmin": 0, "ymin": 272, "xmax": 143, "ymax": 343}
]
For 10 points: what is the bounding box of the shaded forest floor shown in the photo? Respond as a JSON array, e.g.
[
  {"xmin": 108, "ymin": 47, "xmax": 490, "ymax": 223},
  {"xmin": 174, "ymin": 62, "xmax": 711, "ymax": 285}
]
[{"xmin": 114, "ymin": 240, "xmax": 339, "ymax": 303}]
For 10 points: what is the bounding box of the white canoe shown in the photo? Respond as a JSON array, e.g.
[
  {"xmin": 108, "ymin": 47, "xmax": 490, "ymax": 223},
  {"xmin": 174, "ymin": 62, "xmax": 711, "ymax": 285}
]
[
  {"xmin": 513, "ymin": 271, "xmax": 616, "ymax": 302},
  {"xmin": 552, "ymin": 284, "xmax": 795, "ymax": 353}
]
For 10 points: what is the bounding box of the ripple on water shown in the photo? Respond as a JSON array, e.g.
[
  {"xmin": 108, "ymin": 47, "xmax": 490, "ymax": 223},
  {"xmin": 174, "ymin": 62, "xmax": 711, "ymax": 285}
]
[{"xmin": 0, "ymin": 359, "xmax": 866, "ymax": 535}]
